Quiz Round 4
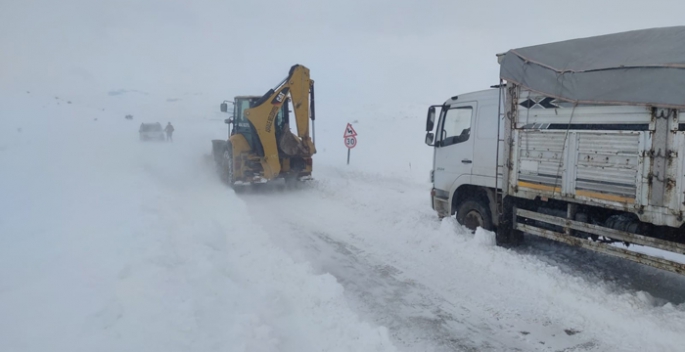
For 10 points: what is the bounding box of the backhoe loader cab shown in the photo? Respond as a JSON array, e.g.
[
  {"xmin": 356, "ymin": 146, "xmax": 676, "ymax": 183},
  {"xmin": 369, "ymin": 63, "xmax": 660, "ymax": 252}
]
[
  {"xmin": 228, "ymin": 96, "xmax": 289, "ymax": 154},
  {"xmin": 211, "ymin": 64, "xmax": 317, "ymax": 187}
]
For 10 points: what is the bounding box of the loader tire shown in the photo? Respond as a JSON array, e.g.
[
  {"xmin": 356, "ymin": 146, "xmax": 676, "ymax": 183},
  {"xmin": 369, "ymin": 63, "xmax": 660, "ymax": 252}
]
[
  {"xmin": 456, "ymin": 198, "xmax": 493, "ymax": 233},
  {"xmin": 222, "ymin": 149, "xmax": 235, "ymax": 188}
]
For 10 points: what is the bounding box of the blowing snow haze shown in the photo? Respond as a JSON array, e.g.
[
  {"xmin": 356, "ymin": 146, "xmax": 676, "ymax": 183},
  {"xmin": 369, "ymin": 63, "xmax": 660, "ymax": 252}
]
[
  {"xmin": 2, "ymin": 0, "xmax": 684, "ymax": 115},
  {"xmin": 3, "ymin": 1, "xmax": 685, "ymax": 352}
]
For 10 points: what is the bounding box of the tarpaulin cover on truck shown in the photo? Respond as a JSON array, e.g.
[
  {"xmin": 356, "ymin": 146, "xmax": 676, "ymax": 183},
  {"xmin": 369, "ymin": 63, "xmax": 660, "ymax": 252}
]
[{"xmin": 499, "ymin": 26, "xmax": 685, "ymax": 108}]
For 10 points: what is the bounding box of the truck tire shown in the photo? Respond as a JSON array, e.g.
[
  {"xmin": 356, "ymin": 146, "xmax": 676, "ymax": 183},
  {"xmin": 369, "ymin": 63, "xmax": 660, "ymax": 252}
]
[
  {"xmin": 496, "ymin": 197, "xmax": 523, "ymax": 246},
  {"xmin": 456, "ymin": 198, "xmax": 493, "ymax": 233}
]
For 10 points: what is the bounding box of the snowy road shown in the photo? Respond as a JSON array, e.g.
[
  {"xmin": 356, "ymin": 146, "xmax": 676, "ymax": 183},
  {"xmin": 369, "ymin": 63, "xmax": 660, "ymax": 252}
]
[
  {"xmin": 239, "ymin": 167, "xmax": 685, "ymax": 352},
  {"xmin": 0, "ymin": 94, "xmax": 395, "ymax": 352},
  {"xmin": 2, "ymin": 91, "xmax": 685, "ymax": 351}
]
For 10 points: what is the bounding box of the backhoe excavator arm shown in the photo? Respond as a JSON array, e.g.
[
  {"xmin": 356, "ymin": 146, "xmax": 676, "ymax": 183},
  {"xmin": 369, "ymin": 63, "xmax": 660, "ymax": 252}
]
[{"xmin": 244, "ymin": 64, "xmax": 316, "ymax": 180}]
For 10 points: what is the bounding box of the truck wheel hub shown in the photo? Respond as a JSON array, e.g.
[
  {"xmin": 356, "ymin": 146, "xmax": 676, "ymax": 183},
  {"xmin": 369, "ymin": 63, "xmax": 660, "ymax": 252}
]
[{"xmin": 463, "ymin": 210, "xmax": 484, "ymax": 231}]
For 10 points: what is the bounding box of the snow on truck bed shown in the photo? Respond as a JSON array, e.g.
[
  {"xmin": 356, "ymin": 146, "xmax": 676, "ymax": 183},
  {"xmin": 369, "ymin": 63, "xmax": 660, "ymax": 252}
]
[{"xmin": 2, "ymin": 91, "xmax": 685, "ymax": 352}]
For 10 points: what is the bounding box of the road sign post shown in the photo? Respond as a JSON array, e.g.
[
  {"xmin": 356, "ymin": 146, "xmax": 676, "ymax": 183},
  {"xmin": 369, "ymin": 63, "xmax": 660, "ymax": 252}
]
[{"xmin": 343, "ymin": 123, "xmax": 357, "ymax": 165}]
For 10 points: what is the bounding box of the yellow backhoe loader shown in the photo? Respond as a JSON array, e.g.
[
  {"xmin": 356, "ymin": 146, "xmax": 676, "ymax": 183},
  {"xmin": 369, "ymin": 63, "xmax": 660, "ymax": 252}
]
[{"xmin": 211, "ymin": 64, "xmax": 316, "ymax": 187}]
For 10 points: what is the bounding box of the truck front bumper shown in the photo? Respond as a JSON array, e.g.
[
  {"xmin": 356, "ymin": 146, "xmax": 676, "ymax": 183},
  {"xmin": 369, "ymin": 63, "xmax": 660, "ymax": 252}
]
[{"xmin": 431, "ymin": 188, "xmax": 450, "ymax": 218}]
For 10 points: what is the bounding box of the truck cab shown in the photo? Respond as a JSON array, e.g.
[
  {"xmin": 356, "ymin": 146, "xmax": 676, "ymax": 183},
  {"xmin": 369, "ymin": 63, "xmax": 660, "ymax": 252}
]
[
  {"xmin": 424, "ymin": 28, "xmax": 685, "ymax": 275},
  {"xmin": 425, "ymin": 88, "xmax": 503, "ymax": 231}
]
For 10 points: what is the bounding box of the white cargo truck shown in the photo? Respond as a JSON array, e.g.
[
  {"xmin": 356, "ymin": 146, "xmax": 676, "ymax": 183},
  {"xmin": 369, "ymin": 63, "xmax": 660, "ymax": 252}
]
[{"xmin": 425, "ymin": 26, "xmax": 685, "ymax": 274}]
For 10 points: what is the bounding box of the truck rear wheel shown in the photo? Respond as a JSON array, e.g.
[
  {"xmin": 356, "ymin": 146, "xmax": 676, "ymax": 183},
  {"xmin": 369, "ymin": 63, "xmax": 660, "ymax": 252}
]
[
  {"xmin": 456, "ymin": 199, "xmax": 493, "ymax": 233},
  {"xmin": 496, "ymin": 197, "xmax": 523, "ymax": 246}
]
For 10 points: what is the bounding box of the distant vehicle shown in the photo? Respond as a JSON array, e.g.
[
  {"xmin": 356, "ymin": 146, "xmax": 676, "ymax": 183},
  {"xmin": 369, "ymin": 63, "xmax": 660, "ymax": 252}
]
[{"xmin": 139, "ymin": 123, "xmax": 165, "ymax": 141}]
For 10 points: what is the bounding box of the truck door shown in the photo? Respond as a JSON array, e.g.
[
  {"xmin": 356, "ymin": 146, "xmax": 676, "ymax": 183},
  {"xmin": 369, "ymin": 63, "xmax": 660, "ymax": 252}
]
[{"xmin": 433, "ymin": 103, "xmax": 476, "ymax": 192}]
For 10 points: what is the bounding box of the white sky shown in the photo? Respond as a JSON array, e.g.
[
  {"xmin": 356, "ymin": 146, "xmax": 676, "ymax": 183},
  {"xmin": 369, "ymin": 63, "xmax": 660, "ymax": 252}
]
[{"xmin": 1, "ymin": 0, "xmax": 684, "ymax": 117}]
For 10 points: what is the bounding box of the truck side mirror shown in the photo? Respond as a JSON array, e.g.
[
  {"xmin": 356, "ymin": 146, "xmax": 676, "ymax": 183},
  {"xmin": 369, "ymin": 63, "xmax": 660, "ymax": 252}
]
[
  {"xmin": 220, "ymin": 102, "xmax": 228, "ymax": 113},
  {"xmin": 425, "ymin": 132, "xmax": 435, "ymax": 146},
  {"xmin": 426, "ymin": 106, "xmax": 436, "ymax": 132}
]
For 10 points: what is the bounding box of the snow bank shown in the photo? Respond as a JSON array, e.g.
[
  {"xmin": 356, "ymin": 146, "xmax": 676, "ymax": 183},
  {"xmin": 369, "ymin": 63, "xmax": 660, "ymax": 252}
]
[{"xmin": 0, "ymin": 91, "xmax": 396, "ymax": 352}]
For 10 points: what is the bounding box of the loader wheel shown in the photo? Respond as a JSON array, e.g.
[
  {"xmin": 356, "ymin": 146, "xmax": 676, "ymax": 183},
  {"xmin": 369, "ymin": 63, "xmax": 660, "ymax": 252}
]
[
  {"xmin": 222, "ymin": 150, "xmax": 235, "ymax": 187},
  {"xmin": 456, "ymin": 199, "xmax": 493, "ymax": 233}
]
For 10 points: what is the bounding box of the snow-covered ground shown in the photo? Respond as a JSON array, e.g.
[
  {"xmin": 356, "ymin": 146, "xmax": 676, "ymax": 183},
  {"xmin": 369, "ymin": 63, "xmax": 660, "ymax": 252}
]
[
  {"xmin": 2, "ymin": 90, "xmax": 685, "ymax": 352},
  {"xmin": 0, "ymin": 91, "xmax": 395, "ymax": 352}
]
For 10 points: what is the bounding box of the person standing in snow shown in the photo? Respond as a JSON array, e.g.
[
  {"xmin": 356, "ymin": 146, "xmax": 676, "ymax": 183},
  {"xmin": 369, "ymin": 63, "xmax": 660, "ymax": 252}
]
[{"xmin": 165, "ymin": 122, "xmax": 175, "ymax": 142}]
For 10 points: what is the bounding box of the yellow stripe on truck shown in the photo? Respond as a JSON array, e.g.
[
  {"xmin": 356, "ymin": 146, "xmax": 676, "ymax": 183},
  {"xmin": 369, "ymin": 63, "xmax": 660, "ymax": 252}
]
[
  {"xmin": 517, "ymin": 181, "xmax": 635, "ymax": 204},
  {"xmin": 576, "ymin": 190, "xmax": 635, "ymax": 204},
  {"xmin": 517, "ymin": 181, "xmax": 561, "ymax": 193}
]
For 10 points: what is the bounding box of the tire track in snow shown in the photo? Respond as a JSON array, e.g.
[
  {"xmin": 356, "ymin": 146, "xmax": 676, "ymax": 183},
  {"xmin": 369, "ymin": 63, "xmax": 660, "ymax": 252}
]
[
  {"xmin": 239, "ymin": 186, "xmax": 600, "ymax": 351},
  {"xmin": 238, "ymin": 165, "xmax": 685, "ymax": 352},
  {"xmin": 257, "ymin": 219, "xmax": 519, "ymax": 351}
]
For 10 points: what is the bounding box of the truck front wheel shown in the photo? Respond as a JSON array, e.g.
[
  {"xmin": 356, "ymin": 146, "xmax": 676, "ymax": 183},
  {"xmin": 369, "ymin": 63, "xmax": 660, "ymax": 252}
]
[{"xmin": 456, "ymin": 199, "xmax": 493, "ymax": 233}]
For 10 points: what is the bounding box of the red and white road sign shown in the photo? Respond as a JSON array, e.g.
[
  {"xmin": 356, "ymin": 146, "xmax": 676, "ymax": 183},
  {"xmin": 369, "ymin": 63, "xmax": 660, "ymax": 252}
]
[
  {"xmin": 343, "ymin": 123, "xmax": 357, "ymax": 138},
  {"xmin": 344, "ymin": 136, "xmax": 357, "ymax": 149}
]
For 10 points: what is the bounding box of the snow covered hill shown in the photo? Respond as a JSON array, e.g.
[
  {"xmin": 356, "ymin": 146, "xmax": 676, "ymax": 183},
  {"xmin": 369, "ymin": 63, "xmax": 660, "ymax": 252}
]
[{"xmin": 2, "ymin": 90, "xmax": 685, "ymax": 352}]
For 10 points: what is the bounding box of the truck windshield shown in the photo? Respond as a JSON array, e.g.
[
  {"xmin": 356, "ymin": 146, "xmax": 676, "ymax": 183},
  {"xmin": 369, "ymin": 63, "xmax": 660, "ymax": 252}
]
[{"xmin": 440, "ymin": 107, "xmax": 472, "ymax": 146}]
